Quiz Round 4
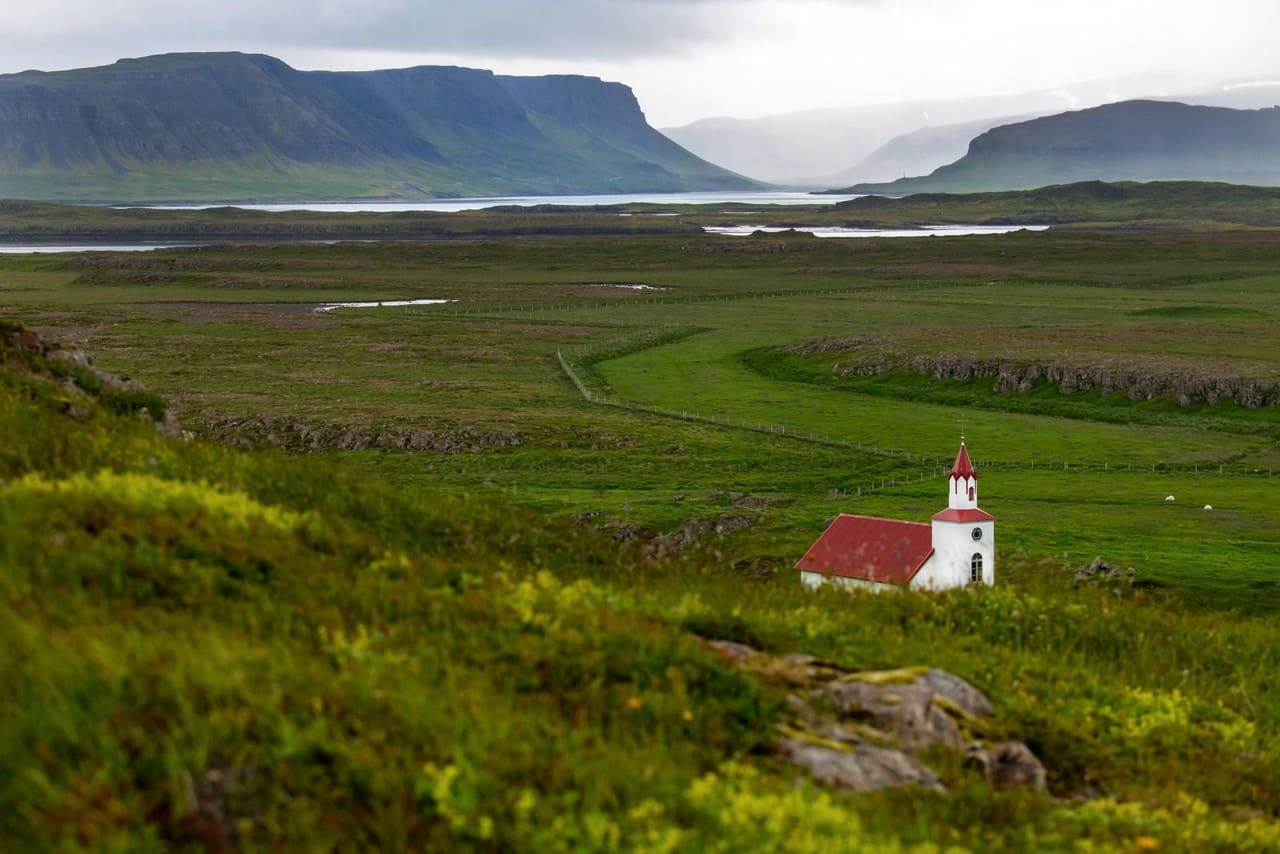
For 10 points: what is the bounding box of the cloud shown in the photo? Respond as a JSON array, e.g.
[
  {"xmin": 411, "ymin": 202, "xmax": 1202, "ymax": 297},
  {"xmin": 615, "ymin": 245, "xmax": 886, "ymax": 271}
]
[
  {"xmin": 264, "ymin": 0, "xmax": 735, "ymax": 60},
  {"xmin": 1, "ymin": 0, "xmax": 762, "ymax": 65},
  {"xmin": 0, "ymin": 0, "xmax": 1274, "ymax": 128}
]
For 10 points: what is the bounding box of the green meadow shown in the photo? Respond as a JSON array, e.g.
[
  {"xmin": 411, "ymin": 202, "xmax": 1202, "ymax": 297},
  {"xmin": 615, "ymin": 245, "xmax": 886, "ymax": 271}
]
[
  {"xmin": 3, "ymin": 225, "xmax": 1280, "ymax": 849},
  {"xmin": 6, "ymin": 231, "xmax": 1276, "ymax": 607}
]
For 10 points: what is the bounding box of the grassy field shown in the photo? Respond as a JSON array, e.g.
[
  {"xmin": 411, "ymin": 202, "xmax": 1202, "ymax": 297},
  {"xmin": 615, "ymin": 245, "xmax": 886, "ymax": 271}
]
[
  {"xmin": 3, "ymin": 225, "xmax": 1280, "ymax": 848},
  {"xmin": 4, "ymin": 230, "xmax": 1276, "ymax": 606}
]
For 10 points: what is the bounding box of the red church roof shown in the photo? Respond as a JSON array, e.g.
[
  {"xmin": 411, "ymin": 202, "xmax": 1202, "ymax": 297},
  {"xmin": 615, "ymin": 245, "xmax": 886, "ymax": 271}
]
[
  {"xmin": 932, "ymin": 507, "xmax": 994, "ymax": 523},
  {"xmin": 795, "ymin": 514, "xmax": 934, "ymax": 585},
  {"xmin": 950, "ymin": 441, "xmax": 977, "ymax": 480}
]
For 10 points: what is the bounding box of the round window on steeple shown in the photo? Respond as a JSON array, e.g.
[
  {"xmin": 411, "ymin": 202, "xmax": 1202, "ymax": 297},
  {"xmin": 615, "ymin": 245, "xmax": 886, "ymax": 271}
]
[{"xmin": 971, "ymin": 527, "xmax": 982, "ymax": 541}]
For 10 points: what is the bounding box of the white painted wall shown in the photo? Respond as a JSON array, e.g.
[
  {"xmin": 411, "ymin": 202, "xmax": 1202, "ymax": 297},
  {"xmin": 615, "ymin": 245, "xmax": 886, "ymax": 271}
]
[
  {"xmin": 800, "ymin": 571, "xmax": 897, "ymax": 594},
  {"xmin": 949, "ymin": 474, "xmax": 978, "ymax": 510},
  {"xmin": 926, "ymin": 518, "xmax": 994, "ymax": 589},
  {"xmin": 908, "ymin": 553, "xmax": 941, "ymax": 590}
]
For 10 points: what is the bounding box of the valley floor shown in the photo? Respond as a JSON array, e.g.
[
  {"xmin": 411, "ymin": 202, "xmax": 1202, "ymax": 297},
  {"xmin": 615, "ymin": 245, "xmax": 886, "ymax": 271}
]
[{"xmin": 3, "ymin": 228, "xmax": 1279, "ymax": 849}]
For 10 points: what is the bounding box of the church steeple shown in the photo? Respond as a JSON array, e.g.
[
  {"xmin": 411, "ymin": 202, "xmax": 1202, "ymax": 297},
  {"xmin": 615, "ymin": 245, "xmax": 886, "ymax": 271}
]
[
  {"xmin": 948, "ymin": 441, "xmax": 978, "ymax": 510},
  {"xmin": 950, "ymin": 441, "xmax": 976, "ymax": 480},
  {"xmin": 929, "ymin": 438, "xmax": 994, "ymax": 588}
]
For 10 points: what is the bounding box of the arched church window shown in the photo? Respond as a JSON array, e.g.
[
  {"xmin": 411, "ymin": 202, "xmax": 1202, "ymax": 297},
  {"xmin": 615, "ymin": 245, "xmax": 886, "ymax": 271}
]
[
  {"xmin": 970, "ymin": 553, "xmax": 983, "ymax": 583},
  {"xmin": 968, "ymin": 485, "xmax": 975, "ymax": 501}
]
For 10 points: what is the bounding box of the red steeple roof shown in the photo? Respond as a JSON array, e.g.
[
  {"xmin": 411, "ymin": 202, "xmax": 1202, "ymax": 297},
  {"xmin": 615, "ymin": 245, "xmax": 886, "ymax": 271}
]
[
  {"xmin": 933, "ymin": 507, "xmax": 994, "ymax": 523},
  {"xmin": 950, "ymin": 441, "xmax": 976, "ymax": 480}
]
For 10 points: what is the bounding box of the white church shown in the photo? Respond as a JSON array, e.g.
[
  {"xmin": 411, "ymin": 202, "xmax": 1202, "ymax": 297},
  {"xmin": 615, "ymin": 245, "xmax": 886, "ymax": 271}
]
[{"xmin": 796, "ymin": 441, "xmax": 994, "ymax": 591}]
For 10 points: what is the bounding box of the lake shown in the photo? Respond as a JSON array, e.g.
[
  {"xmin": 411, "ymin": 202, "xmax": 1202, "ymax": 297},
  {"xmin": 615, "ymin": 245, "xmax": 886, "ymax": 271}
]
[
  {"xmin": 0, "ymin": 192, "xmax": 1048, "ymax": 252},
  {"xmin": 0, "ymin": 222, "xmax": 1049, "ymax": 254},
  {"xmin": 704, "ymin": 224, "xmax": 1052, "ymax": 238},
  {"xmin": 0, "ymin": 243, "xmax": 199, "ymax": 254},
  {"xmin": 141, "ymin": 190, "xmax": 860, "ymax": 213},
  {"xmin": 316, "ymin": 298, "xmax": 453, "ymax": 312}
]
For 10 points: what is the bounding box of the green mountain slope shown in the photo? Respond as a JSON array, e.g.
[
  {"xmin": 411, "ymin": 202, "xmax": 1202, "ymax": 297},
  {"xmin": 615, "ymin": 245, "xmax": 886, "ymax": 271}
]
[
  {"xmin": 845, "ymin": 100, "xmax": 1280, "ymax": 194},
  {"xmin": 0, "ymin": 53, "xmax": 756, "ymax": 202}
]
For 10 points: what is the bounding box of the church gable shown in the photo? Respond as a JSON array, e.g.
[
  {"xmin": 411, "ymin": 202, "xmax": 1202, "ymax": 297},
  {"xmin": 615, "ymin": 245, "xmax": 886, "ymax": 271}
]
[{"xmin": 795, "ymin": 514, "xmax": 934, "ymax": 585}]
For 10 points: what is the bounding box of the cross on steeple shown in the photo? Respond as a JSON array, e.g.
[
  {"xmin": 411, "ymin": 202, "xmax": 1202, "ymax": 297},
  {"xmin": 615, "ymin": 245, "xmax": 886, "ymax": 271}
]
[{"xmin": 960, "ymin": 413, "xmax": 967, "ymax": 443}]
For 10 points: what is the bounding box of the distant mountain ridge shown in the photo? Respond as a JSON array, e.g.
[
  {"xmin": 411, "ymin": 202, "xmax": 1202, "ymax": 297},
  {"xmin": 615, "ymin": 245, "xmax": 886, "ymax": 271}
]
[
  {"xmin": 663, "ymin": 75, "xmax": 1280, "ymax": 186},
  {"xmin": 0, "ymin": 52, "xmax": 756, "ymax": 202},
  {"xmin": 662, "ymin": 92, "xmax": 1076, "ymax": 186},
  {"xmin": 826, "ymin": 114, "xmax": 1043, "ymax": 185},
  {"xmin": 843, "ymin": 100, "xmax": 1280, "ymax": 194}
]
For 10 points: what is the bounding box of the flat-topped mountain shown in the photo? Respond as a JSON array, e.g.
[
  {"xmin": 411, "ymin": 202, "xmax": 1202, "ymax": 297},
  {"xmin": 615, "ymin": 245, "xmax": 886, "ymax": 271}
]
[
  {"xmin": 0, "ymin": 52, "xmax": 757, "ymax": 202},
  {"xmin": 842, "ymin": 100, "xmax": 1280, "ymax": 194}
]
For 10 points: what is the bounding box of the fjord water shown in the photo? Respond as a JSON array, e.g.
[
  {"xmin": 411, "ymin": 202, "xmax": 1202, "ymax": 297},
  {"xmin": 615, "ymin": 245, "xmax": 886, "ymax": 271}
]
[
  {"xmin": 704, "ymin": 224, "xmax": 1051, "ymax": 238},
  {"xmin": 0, "ymin": 192, "xmax": 1038, "ymax": 253},
  {"xmin": 149, "ymin": 190, "xmax": 862, "ymax": 212},
  {"xmin": 0, "ymin": 243, "xmax": 199, "ymax": 253}
]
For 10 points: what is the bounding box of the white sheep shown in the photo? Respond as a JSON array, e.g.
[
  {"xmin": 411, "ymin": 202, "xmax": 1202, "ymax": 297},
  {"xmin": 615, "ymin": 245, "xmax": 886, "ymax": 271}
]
[
  {"xmin": 1165, "ymin": 495, "xmax": 1175, "ymax": 502},
  {"xmin": 1204, "ymin": 504, "xmax": 1213, "ymax": 511}
]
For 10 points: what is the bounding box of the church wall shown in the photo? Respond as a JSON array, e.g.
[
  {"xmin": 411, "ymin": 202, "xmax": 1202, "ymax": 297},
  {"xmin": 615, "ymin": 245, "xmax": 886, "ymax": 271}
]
[
  {"xmin": 800, "ymin": 571, "xmax": 897, "ymax": 594},
  {"xmin": 930, "ymin": 519, "xmax": 994, "ymax": 588},
  {"xmin": 908, "ymin": 554, "xmax": 940, "ymax": 590}
]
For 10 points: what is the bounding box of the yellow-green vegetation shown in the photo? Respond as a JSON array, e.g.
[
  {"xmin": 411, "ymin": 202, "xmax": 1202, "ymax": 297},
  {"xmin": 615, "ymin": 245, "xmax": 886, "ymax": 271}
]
[{"xmin": 2, "ymin": 222, "xmax": 1280, "ymax": 849}]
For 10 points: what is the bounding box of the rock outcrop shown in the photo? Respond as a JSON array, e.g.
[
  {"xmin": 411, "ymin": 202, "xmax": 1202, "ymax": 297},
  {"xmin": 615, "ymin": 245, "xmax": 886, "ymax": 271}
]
[
  {"xmin": 200, "ymin": 415, "xmax": 525, "ymax": 454},
  {"xmin": 807, "ymin": 336, "xmax": 1278, "ymax": 409},
  {"xmin": 1074, "ymin": 557, "xmax": 1137, "ymax": 587},
  {"xmin": 0, "ymin": 324, "xmax": 183, "ymax": 438},
  {"xmin": 704, "ymin": 639, "xmax": 1046, "ymax": 794}
]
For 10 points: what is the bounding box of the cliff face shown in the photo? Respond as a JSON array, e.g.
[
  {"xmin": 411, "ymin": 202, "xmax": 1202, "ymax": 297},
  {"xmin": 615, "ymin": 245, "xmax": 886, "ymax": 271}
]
[
  {"xmin": 847, "ymin": 101, "xmax": 1280, "ymax": 194},
  {"xmin": 0, "ymin": 53, "xmax": 755, "ymax": 201}
]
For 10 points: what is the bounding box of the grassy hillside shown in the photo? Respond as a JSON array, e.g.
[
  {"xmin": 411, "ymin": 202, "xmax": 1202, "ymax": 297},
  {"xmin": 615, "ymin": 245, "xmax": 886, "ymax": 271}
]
[{"xmin": 4, "ymin": 228, "xmax": 1280, "ymax": 849}]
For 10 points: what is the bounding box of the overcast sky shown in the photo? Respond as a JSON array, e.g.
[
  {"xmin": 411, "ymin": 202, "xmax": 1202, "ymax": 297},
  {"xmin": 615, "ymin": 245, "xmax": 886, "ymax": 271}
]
[{"xmin": 2, "ymin": 0, "xmax": 1277, "ymax": 127}]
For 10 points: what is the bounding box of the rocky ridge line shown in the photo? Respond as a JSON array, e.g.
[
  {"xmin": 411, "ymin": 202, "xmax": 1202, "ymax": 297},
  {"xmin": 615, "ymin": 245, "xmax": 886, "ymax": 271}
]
[
  {"xmin": 803, "ymin": 336, "xmax": 1278, "ymax": 408},
  {"xmin": 199, "ymin": 415, "xmax": 526, "ymax": 454},
  {"xmin": 0, "ymin": 324, "xmax": 183, "ymax": 438}
]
